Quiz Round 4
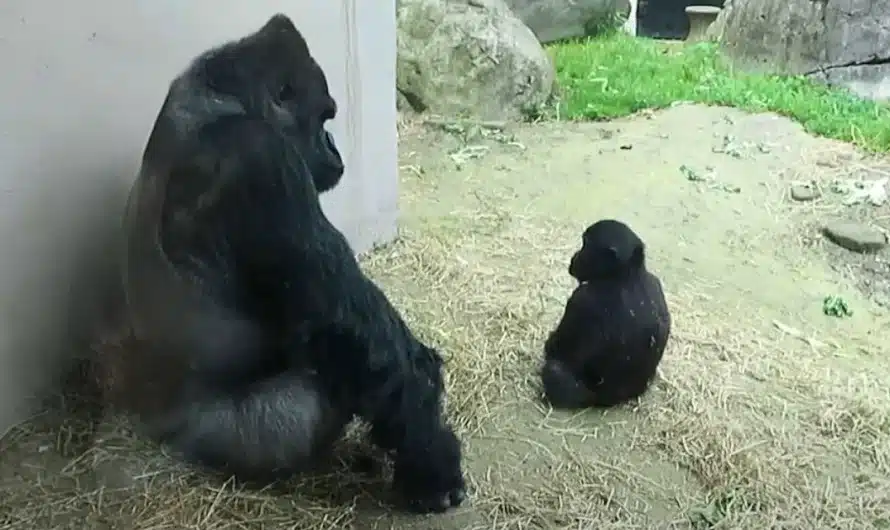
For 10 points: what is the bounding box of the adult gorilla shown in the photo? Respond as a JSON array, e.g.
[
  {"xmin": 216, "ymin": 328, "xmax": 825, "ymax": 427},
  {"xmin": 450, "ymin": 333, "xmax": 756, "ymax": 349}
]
[{"xmin": 108, "ymin": 14, "xmax": 466, "ymax": 513}]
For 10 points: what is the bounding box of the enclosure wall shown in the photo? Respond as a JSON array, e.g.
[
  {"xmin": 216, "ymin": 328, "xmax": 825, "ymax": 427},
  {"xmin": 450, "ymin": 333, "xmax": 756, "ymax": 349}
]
[{"xmin": 0, "ymin": 0, "xmax": 399, "ymax": 432}]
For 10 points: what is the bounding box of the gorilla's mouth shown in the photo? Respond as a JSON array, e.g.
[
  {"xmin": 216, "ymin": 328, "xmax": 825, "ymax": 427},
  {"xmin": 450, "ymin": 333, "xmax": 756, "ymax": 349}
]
[{"xmin": 320, "ymin": 128, "xmax": 344, "ymax": 172}]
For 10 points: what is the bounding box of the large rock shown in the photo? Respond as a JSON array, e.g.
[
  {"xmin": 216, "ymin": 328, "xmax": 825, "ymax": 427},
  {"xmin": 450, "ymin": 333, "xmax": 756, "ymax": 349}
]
[
  {"xmin": 397, "ymin": 0, "xmax": 556, "ymax": 120},
  {"xmin": 708, "ymin": 0, "xmax": 890, "ymax": 101},
  {"xmin": 504, "ymin": 0, "xmax": 631, "ymax": 43}
]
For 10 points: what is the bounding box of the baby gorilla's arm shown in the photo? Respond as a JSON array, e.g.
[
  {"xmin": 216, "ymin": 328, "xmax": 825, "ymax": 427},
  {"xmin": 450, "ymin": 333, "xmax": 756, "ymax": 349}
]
[{"xmin": 541, "ymin": 288, "xmax": 599, "ymax": 409}]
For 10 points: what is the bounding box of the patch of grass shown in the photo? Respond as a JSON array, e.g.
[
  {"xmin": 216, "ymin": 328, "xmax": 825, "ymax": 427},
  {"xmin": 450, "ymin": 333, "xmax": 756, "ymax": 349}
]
[
  {"xmin": 823, "ymin": 295, "xmax": 853, "ymax": 317},
  {"xmin": 548, "ymin": 33, "xmax": 890, "ymax": 152}
]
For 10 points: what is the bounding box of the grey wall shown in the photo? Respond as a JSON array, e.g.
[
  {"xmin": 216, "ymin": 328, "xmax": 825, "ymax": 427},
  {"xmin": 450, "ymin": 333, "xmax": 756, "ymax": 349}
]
[{"xmin": 0, "ymin": 0, "xmax": 398, "ymax": 432}]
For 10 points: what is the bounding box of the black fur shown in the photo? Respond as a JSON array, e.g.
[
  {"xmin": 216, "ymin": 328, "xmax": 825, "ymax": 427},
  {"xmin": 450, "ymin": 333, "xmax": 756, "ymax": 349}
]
[
  {"xmin": 107, "ymin": 14, "xmax": 465, "ymax": 513},
  {"xmin": 542, "ymin": 219, "xmax": 671, "ymax": 409}
]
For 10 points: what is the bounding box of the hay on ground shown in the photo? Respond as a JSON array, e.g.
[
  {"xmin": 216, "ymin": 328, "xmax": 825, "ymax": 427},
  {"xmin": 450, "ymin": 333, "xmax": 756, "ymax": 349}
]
[{"xmin": 3, "ymin": 107, "xmax": 890, "ymax": 530}]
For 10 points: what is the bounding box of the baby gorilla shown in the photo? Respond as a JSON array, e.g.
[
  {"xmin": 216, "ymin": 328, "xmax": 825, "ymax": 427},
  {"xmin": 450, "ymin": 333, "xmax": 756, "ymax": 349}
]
[{"xmin": 541, "ymin": 219, "xmax": 671, "ymax": 409}]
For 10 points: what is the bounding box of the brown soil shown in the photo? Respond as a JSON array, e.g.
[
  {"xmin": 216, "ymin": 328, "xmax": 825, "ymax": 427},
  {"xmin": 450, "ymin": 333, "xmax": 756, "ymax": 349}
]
[{"xmin": 2, "ymin": 104, "xmax": 889, "ymax": 530}]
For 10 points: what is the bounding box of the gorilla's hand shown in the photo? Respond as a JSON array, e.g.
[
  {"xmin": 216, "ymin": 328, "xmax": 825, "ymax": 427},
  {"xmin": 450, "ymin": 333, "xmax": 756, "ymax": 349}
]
[{"xmin": 392, "ymin": 425, "xmax": 467, "ymax": 513}]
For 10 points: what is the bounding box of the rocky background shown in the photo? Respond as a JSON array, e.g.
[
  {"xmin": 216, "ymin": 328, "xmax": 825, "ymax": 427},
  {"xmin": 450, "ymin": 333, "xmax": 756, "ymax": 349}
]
[
  {"xmin": 394, "ymin": 0, "xmax": 889, "ymax": 121},
  {"xmin": 707, "ymin": 0, "xmax": 889, "ymax": 101}
]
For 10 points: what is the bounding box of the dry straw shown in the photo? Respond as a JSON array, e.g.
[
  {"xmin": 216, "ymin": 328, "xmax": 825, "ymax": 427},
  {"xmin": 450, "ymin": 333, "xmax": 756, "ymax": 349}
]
[{"xmin": 3, "ymin": 111, "xmax": 890, "ymax": 529}]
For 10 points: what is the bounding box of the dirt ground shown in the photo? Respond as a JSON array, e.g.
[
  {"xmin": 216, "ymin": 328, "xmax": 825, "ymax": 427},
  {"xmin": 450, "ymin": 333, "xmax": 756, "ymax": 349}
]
[{"xmin": 3, "ymin": 104, "xmax": 890, "ymax": 529}]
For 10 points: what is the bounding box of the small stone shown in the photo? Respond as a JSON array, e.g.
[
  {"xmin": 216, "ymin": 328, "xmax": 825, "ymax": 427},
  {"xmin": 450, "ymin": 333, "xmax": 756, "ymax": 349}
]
[
  {"xmin": 790, "ymin": 184, "xmax": 820, "ymax": 201},
  {"xmin": 822, "ymin": 221, "xmax": 888, "ymax": 253}
]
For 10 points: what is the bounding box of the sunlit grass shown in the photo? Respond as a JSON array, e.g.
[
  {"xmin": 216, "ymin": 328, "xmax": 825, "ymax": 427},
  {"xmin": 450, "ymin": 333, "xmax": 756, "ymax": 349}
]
[{"xmin": 548, "ymin": 33, "xmax": 890, "ymax": 152}]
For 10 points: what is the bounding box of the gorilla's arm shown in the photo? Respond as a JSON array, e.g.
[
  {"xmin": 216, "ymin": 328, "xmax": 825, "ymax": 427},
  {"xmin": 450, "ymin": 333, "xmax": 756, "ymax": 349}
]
[
  {"xmin": 164, "ymin": 115, "xmax": 464, "ymax": 510},
  {"xmin": 544, "ymin": 287, "xmax": 592, "ymax": 360},
  {"xmin": 541, "ymin": 287, "xmax": 602, "ymax": 409}
]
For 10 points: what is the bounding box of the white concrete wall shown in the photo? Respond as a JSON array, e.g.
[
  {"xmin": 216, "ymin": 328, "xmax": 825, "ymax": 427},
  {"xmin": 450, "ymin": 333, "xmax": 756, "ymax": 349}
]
[{"xmin": 0, "ymin": 0, "xmax": 398, "ymax": 431}]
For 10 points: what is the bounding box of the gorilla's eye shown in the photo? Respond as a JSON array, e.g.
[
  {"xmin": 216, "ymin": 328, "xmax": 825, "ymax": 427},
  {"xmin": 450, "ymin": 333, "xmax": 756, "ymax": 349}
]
[{"xmin": 278, "ymin": 83, "xmax": 296, "ymax": 101}]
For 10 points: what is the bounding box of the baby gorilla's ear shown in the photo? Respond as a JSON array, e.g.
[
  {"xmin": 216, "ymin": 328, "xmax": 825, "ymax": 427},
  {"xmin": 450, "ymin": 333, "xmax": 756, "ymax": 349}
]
[{"xmin": 629, "ymin": 244, "xmax": 645, "ymax": 268}]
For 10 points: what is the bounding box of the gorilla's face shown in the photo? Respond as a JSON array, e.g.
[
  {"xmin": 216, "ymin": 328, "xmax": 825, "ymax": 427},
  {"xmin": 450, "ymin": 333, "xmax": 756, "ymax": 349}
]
[
  {"xmin": 260, "ymin": 15, "xmax": 345, "ymax": 194},
  {"xmin": 274, "ymin": 73, "xmax": 344, "ymax": 194},
  {"xmin": 569, "ymin": 246, "xmax": 621, "ymax": 282},
  {"xmin": 203, "ymin": 14, "xmax": 346, "ymax": 194}
]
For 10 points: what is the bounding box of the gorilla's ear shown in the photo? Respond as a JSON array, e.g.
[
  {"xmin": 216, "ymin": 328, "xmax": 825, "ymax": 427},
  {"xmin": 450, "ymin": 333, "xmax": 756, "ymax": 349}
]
[{"xmin": 629, "ymin": 244, "xmax": 645, "ymax": 268}]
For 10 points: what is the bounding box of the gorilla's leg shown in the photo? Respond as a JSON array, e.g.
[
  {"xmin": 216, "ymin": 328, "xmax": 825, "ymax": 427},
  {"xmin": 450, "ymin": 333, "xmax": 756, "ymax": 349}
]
[
  {"xmin": 542, "ymin": 358, "xmax": 655, "ymax": 409},
  {"xmin": 541, "ymin": 358, "xmax": 596, "ymax": 409},
  {"xmin": 149, "ymin": 370, "xmax": 351, "ymax": 483}
]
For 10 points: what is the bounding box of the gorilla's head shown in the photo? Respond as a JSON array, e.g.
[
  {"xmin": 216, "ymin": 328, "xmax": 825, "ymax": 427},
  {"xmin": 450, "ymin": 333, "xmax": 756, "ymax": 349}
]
[
  {"xmin": 569, "ymin": 219, "xmax": 645, "ymax": 282},
  {"xmin": 191, "ymin": 14, "xmax": 345, "ymax": 193}
]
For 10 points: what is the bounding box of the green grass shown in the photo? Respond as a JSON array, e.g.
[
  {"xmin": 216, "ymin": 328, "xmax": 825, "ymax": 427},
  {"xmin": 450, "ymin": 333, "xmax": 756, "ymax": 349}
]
[{"xmin": 548, "ymin": 33, "xmax": 890, "ymax": 152}]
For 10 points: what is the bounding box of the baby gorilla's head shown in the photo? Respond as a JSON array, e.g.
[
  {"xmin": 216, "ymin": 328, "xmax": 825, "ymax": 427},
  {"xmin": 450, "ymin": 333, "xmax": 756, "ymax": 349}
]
[{"xmin": 569, "ymin": 219, "xmax": 645, "ymax": 282}]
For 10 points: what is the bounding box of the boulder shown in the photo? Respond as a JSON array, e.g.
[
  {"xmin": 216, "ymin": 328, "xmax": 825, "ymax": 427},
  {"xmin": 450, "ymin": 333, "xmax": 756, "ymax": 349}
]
[
  {"xmin": 707, "ymin": 0, "xmax": 890, "ymax": 101},
  {"xmin": 504, "ymin": 0, "xmax": 632, "ymax": 43},
  {"xmin": 397, "ymin": 0, "xmax": 556, "ymax": 120}
]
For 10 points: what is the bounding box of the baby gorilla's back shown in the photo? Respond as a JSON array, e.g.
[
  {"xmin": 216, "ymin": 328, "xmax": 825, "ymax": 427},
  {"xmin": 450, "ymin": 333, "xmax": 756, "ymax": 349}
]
[{"xmin": 542, "ymin": 271, "xmax": 671, "ymax": 409}]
